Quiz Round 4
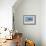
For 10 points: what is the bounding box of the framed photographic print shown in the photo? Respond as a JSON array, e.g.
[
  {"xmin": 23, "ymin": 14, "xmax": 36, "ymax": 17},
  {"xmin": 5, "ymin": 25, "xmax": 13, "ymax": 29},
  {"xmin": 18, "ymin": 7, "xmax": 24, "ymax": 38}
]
[{"xmin": 23, "ymin": 15, "xmax": 36, "ymax": 25}]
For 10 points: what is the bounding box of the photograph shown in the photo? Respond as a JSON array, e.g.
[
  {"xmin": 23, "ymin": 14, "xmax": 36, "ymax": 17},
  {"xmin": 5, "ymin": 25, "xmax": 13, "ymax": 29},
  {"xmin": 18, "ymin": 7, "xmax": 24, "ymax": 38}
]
[{"xmin": 23, "ymin": 15, "xmax": 36, "ymax": 25}]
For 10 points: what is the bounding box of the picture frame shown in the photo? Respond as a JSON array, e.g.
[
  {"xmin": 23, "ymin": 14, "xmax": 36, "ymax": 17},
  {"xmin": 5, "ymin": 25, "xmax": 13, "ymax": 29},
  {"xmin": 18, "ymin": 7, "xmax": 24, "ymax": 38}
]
[{"xmin": 23, "ymin": 15, "xmax": 36, "ymax": 25}]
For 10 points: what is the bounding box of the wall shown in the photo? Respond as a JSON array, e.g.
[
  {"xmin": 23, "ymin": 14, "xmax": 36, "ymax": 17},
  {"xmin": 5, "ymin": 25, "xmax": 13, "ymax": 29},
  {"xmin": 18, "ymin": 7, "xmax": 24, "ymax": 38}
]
[
  {"xmin": 0, "ymin": 0, "xmax": 16, "ymax": 39},
  {"xmin": 41, "ymin": 0, "xmax": 46, "ymax": 46},
  {"xmin": 0, "ymin": 0, "xmax": 16, "ymax": 30},
  {"xmin": 13, "ymin": 0, "xmax": 41, "ymax": 46}
]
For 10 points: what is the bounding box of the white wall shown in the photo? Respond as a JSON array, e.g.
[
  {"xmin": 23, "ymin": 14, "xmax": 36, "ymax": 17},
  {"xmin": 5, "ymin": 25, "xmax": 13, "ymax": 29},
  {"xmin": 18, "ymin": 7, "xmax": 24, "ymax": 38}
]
[
  {"xmin": 41, "ymin": 0, "xmax": 46, "ymax": 46},
  {"xmin": 0, "ymin": 0, "xmax": 16, "ymax": 29},
  {"xmin": 13, "ymin": 0, "xmax": 46, "ymax": 46},
  {"xmin": 13, "ymin": 0, "xmax": 41, "ymax": 46}
]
